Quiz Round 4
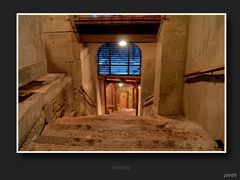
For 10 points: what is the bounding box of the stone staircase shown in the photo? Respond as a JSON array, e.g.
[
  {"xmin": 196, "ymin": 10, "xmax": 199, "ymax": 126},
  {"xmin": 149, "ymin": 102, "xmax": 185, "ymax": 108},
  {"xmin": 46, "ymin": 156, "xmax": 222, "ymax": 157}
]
[{"xmin": 21, "ymin": 115, "xmax": 219, "ymax": 151}]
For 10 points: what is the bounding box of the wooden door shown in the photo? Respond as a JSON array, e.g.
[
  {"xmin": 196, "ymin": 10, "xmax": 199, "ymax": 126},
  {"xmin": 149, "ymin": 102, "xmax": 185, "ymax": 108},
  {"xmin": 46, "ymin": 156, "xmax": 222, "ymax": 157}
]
[{"xmin": 119, "ymin": 91, "xmax": 129, "ymax": 108}]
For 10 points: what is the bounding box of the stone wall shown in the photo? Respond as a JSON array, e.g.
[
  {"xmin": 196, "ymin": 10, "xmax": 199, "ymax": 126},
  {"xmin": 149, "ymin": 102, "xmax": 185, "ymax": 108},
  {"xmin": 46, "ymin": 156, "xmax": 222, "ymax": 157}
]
[
  {"xmin": 183, "ymin": 15, "xmax": 225, "ymax": 141},
  {"xmin": 157, "ymin": 16, "xmax": 189, "ymax": 115},
  {"xmin": 42, "ymin": 15, "xmax": 97, "ymax": 115},
  {"xmin": 18, "ymin": 15, "xmax": 48, "ymax": 87},
  {"xmin": 88, "ymin": 43, "xmax": 108, "ymax": 115},
  {"xmin": 145, "ymin": 16, "xmax": 189, "ymax": 117},
  {"xmin": 18, "ymin": 15, "xmax": 78, "ymax": 148},
  {"xmin": 80, "ymin": 44, "xmax": 98, "ymax": 115},
  {"xmin": 138, "ymin": 43, "xmax": 156, "ymax": 101},
  {"xmin": 18, "ymin": 15, "xmax": 99, "ymax": 149},
  {"xmin": 19, "ymin": 74, "xmax": 73, "ymax": 149},
  {"xmin": 152, "ymin": 25, "xmax": 163, "ymax": 116}
]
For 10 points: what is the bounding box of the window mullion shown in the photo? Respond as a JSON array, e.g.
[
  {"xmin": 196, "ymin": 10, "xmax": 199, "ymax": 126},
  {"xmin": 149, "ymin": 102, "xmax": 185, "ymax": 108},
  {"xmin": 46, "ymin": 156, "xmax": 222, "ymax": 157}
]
[
  {"xmin": 108, "ymin": 44, "xmax": 111, "ymax": 75},
  {"xmin": 128, "ymin": 44, "xmax": 130, "ymax": 75}
]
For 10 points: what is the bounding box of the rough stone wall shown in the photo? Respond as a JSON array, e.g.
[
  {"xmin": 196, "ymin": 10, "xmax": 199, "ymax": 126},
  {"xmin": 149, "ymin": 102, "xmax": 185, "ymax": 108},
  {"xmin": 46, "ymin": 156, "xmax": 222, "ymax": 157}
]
[
  {"xmin": 18, "ymin": 15, "xmax": 48, "ymax": 87},
  {"xmin": 19, "ymin": 74, "xmax": 73, "ymax": 149},
  {"xmin": 18, "ymin": 15, "xmax": 99, "ymax": 148},
  {"xmin": 18, "ymin": 16, "xmax": 78, "ymax": 148},
  {"xmin": 184, "ymin": 15, "xmax": 224, "ymax": 141},
  {"xmin": 42, "ymin": 15, "xmax": 96, "ymax": 115}
]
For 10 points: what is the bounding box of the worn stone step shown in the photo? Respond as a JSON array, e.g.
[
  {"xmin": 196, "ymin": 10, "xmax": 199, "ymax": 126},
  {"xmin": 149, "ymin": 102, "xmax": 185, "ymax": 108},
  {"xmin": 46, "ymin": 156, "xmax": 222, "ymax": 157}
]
[
  {"xmin": 51, "ymin": 116, "xmax": 204, "ymax": 131},
  {"xmin": 41, "ymin": 126, "xmax": 210, "ymax": 142},
  {"xmin": 27, "ymin": 135, "xmax": 217, "ymax": 151},
  {"xmin": 23, "ymin": 115, "xmax": 220, "ymax": 151},
  {"xmin": 43, "ymin": 123, "xmax": 174, "ymax": 132},
  {"xmin": 51, "ymin": 116, "xmax": 161, "ymax": 125}
]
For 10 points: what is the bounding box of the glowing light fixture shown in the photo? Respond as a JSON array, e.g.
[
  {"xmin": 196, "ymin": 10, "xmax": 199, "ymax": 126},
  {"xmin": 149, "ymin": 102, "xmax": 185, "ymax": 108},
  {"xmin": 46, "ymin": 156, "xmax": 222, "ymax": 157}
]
[
  {"xmin": 91, "ymin": 13, "xmax": 98, "ymax": 17},
  {"xmin": 118, "ymin": 83, "xmax": 123, "ymax": 87},
  {"xmin": 119, "ymin": 40, "xmax": 127, "ymax": 47},
  {"xmin": 138, "ymin": 86, "xmax": 141, "ymax": 89}
]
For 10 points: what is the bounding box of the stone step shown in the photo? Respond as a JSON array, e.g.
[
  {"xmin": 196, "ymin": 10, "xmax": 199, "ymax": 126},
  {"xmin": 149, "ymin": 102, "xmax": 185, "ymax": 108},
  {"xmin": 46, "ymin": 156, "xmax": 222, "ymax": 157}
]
[
  {"xmin": 22, "ymin": 115, "xmax": 220, "ymax": 151},
  {"xmin": 51, "ymin": 116, "xmax": 203, "ymax": 131},
  {"xmin": 44, "ymin": 123, "xmax": 174, "ymax": 132},
  {"xmin": 26, "ymin": 135, "xmax": 218, "ymax": 151},
  {"xmin": 51, "ymin": 115, "xmax": 161, "ymax": 125},
  {"xmin": 41, "ymin": 125, "xmax": 210, "ymax": 141}
]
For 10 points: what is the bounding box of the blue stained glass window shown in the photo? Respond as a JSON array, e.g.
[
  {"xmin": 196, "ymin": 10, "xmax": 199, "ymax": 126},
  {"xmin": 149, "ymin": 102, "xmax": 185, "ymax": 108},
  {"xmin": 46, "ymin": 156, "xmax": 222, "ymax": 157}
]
[
  {"xmin": 111, "ymin": 66, "xmax": 128, "ymax": 75},
  {"xmin": 97, "ymin": 43, "xmax": 141, "ymax": 75},
  {"xmin": 130, "ymin": 45, "xmax": 141, "ymax": 65},
  {"xmin": 129, "ymin": 66, "xmax": 140, "ymax": 75},
  {"xmin": 98, "ymin": 66, "xmax": 109, "ymax": 75}
]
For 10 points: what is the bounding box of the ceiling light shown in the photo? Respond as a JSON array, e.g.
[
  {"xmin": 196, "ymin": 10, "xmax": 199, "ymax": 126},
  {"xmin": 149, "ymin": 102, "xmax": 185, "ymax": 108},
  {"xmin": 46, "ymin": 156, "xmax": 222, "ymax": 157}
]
[
  {"xmin": 119, "ymin": 40, "xmax": 127, "ymax": 47},
  {"xmin": 91, "ymin": 13, "xmax": 98, "ymax": 17},
  {"xmin": 118, "ymin": 83, "xmax": 123, "ymax": 87}
]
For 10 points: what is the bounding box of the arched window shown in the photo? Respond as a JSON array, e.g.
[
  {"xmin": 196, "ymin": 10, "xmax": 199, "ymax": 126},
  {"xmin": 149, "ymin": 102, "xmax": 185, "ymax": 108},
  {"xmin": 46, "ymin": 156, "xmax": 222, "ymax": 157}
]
[{"xmin": 97, "ymin": 43, "xmax": 141, "ymax": 75}]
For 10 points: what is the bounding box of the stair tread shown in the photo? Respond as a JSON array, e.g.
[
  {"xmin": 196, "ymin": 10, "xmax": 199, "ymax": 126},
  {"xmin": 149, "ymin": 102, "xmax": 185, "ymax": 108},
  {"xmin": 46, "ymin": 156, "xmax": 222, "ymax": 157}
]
[
  {"xmin": 22, "ymin": 115, "xmax": 219, "ymax": 151},
  {"xmin": 26, "ymin": 135, "xmax": 217, "ymax": 151}
]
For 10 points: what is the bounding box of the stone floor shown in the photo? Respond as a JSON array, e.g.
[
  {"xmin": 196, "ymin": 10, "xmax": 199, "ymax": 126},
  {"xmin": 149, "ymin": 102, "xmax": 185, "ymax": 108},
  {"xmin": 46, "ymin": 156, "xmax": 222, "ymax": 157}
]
[
  {"xmin": 111, "ymin": 108, "xmax": 136, "ymax": 116},
  {"xmin": 21, "ymin": 115, "xmax": 220, "ymax": 151}
]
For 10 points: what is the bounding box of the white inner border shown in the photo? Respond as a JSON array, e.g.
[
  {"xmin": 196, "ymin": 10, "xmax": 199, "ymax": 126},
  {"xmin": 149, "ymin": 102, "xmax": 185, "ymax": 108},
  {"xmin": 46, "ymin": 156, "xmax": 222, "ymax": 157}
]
[{"xmin": 16, "ymin": 13, "xmax": 227, "ymax": 153}]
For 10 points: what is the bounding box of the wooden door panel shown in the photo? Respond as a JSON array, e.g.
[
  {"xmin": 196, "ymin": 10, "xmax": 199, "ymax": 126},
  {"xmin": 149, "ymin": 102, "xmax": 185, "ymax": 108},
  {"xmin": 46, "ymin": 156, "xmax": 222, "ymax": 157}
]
[{"xmin": 119, "ymin": 91, "xmax": 129, "ymax": 108}]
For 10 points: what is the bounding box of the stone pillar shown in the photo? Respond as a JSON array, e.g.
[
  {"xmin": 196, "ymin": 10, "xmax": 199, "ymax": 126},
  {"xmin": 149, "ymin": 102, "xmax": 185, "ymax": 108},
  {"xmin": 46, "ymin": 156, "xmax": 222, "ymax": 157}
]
[{"xmin": 154, "ymin": 16, "xmax": 189, "ymax": 115}]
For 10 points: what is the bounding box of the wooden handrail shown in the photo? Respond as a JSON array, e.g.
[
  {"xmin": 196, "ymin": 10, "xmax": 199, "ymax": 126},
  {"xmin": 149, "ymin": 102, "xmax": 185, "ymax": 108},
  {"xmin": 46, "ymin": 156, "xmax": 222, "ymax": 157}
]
[
  {"xmin": 142, "ymin": 100, "xmax": 154, "ymax": 108},
  {"xmin": 142, "ymin": 94, "xmax": 154, "ymax": 103},
  {"xmin": 184, "ymin": 65, "xmax": 224, "ymax": 78},
  {"xmin": 142, "ymin": 94, "xmax": 154, "ymax": 108},
  {"xmin": 79, "ymin": 86, "xmax": 97, "ymax": 108}
]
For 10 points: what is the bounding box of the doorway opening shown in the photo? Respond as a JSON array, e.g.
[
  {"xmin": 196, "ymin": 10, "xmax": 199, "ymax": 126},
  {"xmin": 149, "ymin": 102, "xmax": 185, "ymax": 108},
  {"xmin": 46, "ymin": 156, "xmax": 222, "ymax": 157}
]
[{"xmin": 104, "ymin": 82, "xmax": 140, "ymax": 116}]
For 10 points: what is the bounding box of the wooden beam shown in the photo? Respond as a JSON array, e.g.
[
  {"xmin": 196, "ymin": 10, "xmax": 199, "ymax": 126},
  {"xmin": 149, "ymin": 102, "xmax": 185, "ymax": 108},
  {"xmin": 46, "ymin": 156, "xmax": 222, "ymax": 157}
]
[
  {"xmin": 74, "ymin": 15, "xmax": 166, "ymax": 22},
  {"xmin": 79, "ymin": 34, "xmax": 158, "ymax": 43},
  {"xmin": 75, "ymin": 21, "xmax": 162, "ymax": 25},
  {"xmin": 132, "ymin": 87, "xmax": 135, "ymax": 109},
  {"xmin": 113, "ymin": 84, "xmax": 117, "ymax": 111},
  {"xmin": 104, "ymin": 80, "xmax": 107, "ymax": 114},
  {"xmin": 105, "ymin": 80, "xmax": 138, "ymax": 85},
  {"xmin": 135, "ymin": 84, "xmax": 139, "ymax": 116},
  {"xmin": 98, "ymin": 75, "xmax": 140, "ymax": 80}
]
